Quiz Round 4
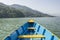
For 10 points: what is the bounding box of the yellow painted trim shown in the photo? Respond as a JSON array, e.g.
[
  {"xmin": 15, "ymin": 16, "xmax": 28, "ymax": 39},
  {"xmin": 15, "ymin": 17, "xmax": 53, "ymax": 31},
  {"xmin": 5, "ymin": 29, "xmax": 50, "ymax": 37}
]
[
  {"xmin": 18, "ymin": 35, "xmax": 45, "ymax": 38},
  {"xmin": 28, "ymin": 19, "xmax": 34, "ymax": 22},
  {"xmin": 28, "ymin": 27, "xmax": 35, "ymax": 30}
]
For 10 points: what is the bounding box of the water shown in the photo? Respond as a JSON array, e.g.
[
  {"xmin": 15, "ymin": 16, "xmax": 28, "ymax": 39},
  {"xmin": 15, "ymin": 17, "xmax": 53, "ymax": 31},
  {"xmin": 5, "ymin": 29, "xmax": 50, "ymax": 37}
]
[{"xmin": 0, "ymin": 17, "xmax": 60, "ymax": 40}]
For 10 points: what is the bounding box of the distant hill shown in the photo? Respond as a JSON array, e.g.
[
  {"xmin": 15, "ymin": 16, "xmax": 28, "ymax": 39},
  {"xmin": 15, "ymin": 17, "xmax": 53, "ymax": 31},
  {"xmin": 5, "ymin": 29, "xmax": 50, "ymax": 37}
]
[{"xmin": 0, "ymin": 3, "xmax": 54, "ymax": 18}]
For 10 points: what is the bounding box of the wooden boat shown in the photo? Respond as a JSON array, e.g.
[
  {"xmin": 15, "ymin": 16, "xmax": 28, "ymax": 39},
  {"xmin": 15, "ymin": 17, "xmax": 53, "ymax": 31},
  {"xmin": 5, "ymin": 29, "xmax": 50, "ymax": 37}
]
[{"xmin": 5, "ymin": 20, "xmax": 60, "ymax": 40}]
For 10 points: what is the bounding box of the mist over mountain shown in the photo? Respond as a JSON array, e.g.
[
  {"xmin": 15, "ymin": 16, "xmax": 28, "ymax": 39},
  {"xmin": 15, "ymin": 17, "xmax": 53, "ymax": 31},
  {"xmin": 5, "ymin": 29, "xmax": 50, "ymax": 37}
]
[{"xmin": 0, "ymin": 3, "xmax": 54, "ymax": 18}]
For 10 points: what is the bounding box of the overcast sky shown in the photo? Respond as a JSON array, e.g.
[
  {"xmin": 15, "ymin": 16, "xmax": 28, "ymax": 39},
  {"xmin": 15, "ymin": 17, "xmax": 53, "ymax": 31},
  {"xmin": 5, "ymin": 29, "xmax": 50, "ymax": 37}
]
[{"xmin": 0, "ymin": 0, "xmax": 60, "ymax": 16}]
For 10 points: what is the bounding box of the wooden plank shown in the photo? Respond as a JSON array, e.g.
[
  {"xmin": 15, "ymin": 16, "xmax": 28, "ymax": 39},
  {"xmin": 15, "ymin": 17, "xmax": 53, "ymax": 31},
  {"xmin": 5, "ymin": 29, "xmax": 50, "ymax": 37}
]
[
  {"xmin": 28, "ymin": 27, "xmax": 35, "ymax": 30},
  {"xmin": 18, "ymin": 35, "xmax": 45, "ymax": 38}
]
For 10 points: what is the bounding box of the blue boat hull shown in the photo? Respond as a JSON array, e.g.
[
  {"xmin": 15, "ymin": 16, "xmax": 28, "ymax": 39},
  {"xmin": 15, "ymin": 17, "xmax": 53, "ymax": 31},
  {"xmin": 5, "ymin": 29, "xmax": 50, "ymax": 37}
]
[{"xmin": 5, "ymin": 21, "xmax": 59, "ymax": 40}]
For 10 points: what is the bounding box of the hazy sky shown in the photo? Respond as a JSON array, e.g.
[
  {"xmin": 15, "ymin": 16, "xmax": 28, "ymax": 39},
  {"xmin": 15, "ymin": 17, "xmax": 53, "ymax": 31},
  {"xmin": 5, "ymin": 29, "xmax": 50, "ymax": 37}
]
[{"xmin": 0, "ymin": 0, "xmax": 60, "ymax": 16}]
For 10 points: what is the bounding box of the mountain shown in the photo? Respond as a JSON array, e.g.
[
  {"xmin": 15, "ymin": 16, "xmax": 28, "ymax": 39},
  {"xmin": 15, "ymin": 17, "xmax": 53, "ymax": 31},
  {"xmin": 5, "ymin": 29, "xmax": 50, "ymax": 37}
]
[
  {"xmin": 0, "ymin": 3, "xmax": 54, "ymax": 18},
  {"xmin": 11, "ymin": 4, "xmax": 53, "ymax": 17},
  {"xmin": 0, "ymin": 3, "xmax": 25, "ymax": 18}
]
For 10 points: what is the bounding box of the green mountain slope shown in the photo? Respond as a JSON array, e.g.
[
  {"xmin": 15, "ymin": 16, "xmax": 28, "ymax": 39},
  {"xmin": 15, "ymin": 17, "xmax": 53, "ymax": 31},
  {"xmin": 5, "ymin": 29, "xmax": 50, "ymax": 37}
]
[
  {"xmin": 0, "ymin": 3, "xmax": 54, "ymax": 18},
  {"xmin": 11, "ymin": 4, "xmax": 53, "ymax": 17},
  {"xmin": 0, "ymin": 3, "xmax": 25, "ymax": 18}
]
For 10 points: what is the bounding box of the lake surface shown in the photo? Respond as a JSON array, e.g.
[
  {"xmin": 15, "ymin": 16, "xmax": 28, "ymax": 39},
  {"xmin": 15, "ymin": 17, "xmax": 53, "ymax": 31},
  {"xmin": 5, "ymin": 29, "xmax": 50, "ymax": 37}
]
[{"xmin": 0, "ymin": 17, "xmax": 60, "ymax": 40}]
